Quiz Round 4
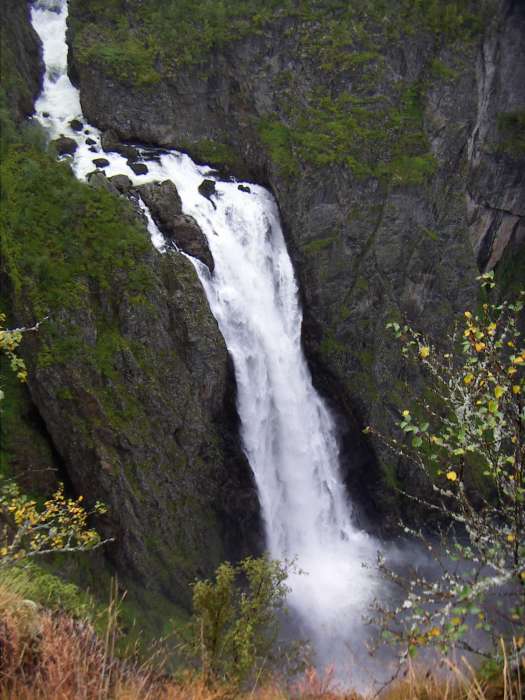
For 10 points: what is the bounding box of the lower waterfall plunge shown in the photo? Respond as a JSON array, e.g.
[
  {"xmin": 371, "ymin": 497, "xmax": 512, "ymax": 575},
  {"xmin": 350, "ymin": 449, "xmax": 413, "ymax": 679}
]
[{"xmin": 31, "ymin": 0, "xmax": 383, "ymax": 683}]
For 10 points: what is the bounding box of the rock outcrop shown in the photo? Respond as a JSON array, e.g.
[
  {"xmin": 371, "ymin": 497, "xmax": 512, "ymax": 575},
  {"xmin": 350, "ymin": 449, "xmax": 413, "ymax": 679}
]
[
  {"xmin": 3, "ymin": 146, "xmax": 260, "ymax": 611},
  {"xmin": 66, "ymin": 0, "xmax": 525, "ymax": 525},
  {"xmin": 0, "ymin": 0, "xmax": 43, "ymax": 121},
  {"xmin": 138, "ymin": 180, "xmax": 215, "ymax": 271}
]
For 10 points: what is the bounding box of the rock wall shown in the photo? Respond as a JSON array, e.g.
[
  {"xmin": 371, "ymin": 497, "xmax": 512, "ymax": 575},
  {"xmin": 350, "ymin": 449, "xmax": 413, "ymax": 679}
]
[
  {"xmin": 66, "ymin": 0, "xmax": 525, "ymax": 525},
  {"xmin": 0, "ymin": 0, "xmax": 43, "ymax": 121}
]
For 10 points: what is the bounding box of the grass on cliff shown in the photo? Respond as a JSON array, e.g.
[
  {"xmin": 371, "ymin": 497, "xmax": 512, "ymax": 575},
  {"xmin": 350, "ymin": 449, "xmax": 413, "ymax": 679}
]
[
  {"xmin": 70, "ymin": 0, "xmax": 493, "ymax": 85},
  {"xmin": 68, "ymin": 0, "xmax": 495, "ymax": 184},
  {"xmin": 0, "ymin": 100, "xmax": 154, "ymax": 372}
]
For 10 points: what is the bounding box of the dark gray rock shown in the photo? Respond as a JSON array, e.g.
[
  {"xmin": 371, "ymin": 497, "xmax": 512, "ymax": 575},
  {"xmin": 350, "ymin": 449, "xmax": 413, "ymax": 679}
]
[
  {"xmin": 198, "ymin": 178, "xmax": 217, "ymax": 207},
  {"xmin": 109, "ymin": 174, "xmax": 133, "ymax": 193},
  {"xmin": 138, "ymin": 180, "xmax": 214, "ymax": 271},
  {"xmin": 238, "ymin": 184, "xmax": 251, "ymax": 193},
  {"xmin": 52, "ymin": 135, "xmax": 78, "ymax": 156},
  {"xmin": 1, "ymin": 0, "xmax": 43, "ymax": 122},
  {"xmin": 92, "ymin": 157, "xmax": 110, "ymax": 168},
  {"xmin": 101, "ymin": 129, "xmax": 139, "ymax": 161},
  {"xmin": 69, "ymin": 118, "xmax": 84, "ymax": 132},
  {"xmin": 86, "ymin": 137, "xmax": 96, "ymax": 146},
  {"xmin": 87, "ymin": 171, "xmax": 118, "ymax": 194},
  {"xmin": 129, "ymin": 161, "xmax": 148, "ymax": 176}
]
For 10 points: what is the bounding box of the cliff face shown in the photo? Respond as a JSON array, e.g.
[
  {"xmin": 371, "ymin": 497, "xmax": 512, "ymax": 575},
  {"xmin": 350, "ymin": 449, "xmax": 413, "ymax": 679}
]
[
  {"xmin": 1, "ymin": 3, "xmax": 260, "ymax": 614},
  {"xmin": 0, "ymin": 0, "xmax": 42, "ymax": 120},
  {"xmin": 66, "ymin": 0, "xmax": 524, "ymax": 522}
]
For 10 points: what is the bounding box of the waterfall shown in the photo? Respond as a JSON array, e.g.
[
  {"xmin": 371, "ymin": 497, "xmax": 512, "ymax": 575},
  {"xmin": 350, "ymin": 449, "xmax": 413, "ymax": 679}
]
[{"xmin": 31, "ymin": 0, "xmax": 380, "ymax": 678}]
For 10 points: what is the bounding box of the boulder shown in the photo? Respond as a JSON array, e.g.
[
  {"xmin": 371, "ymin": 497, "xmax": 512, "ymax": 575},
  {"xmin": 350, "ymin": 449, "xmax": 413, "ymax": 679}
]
[
  {"xmin": 92, "ymin": 157, "xmax": 110, "ymax": 168},
  {"xmin": 169, "ymin": 215, "xmax": 215, "ymax": 271},
  {"xmin": 109, "ymin": 174, "xmax": 133, "ymax": 193},
  {"xmin": 138, "ymin": 180, "xmax": 214, "ymax": 270},
  {"xmin": 87, "ymin": 171, "xmax": 119, "ymax": 194},
  {"xmin": 69, "ymin": 118, "xmax": 83, "ymax": 132},
  {"xmin": 198, "ymin": 178, "xmax": 217, "ymax": 207},
  {"xmin": 128, "ymin": 161, "xmax": 148, "ymax": 176},
  {"xmin": 101, "ymin": 129, "xmax": 139, "ymax": 161},
  {"xmin": 52, "ymin": 135, "xmax": 77, "ymax": 156}
]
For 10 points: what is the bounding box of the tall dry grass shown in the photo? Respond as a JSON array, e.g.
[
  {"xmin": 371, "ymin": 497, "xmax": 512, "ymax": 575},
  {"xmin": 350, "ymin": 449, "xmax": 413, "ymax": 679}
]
[{"xmin": 0, "ymin": 583, "xmax": 523, "ymax": 700}]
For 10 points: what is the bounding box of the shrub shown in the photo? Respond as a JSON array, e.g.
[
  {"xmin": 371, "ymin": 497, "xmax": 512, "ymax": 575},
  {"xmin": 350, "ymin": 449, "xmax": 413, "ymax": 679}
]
[
  {"xmin": 367, "ymin": 273, "xmax": 525, "ymax": 667},
  {"xmin": 181, "ymin": 556, "xmax": 308, "ymax": 688}
]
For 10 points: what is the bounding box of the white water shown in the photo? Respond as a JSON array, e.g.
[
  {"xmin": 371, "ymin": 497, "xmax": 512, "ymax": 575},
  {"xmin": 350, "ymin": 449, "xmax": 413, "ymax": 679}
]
[{"xmin": 31, "ymin": 0, "xmax": 381, "ymax": 682}]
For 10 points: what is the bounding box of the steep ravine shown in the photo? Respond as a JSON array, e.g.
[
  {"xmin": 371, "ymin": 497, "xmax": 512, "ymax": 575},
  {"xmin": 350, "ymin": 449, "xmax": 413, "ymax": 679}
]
[{"xmin": 66, "ymin": 0, "xmax": 525, "ymax": 521}]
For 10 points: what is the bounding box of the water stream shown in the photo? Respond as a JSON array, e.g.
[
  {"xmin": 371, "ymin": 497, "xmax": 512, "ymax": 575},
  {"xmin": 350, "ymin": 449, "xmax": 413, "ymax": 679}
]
[{"xmin": 31, "ymin": 0, "xmax": 381, "ymax": 683}]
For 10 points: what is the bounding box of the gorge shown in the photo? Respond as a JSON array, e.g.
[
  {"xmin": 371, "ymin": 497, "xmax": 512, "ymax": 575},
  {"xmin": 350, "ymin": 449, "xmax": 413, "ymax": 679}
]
[{"xmin": 1, "ymin": 0, "xmax": 524, "ymax": 690}]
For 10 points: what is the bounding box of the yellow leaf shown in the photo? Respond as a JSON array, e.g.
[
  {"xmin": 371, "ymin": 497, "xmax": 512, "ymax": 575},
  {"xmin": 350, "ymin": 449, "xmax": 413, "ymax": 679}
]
[
  {"xmin": 508, "ymin": 367, "xmax": 517, "ymax": 375},
  {"xmin": 463, "ymin": 373, "xmax": 475, "ymax": 385},
  {"xmin": 446, "ymin": 471, "xmax": 458, "ymax": 482},
  {"xmin": 464, "ymin": 311, "xmax": 472, "ymax": 319},
  {"xmin": 451, "ymin": 617, "xmax": 461, "ymax": 626},
  {"xmin": 494, "ymin": 385, "xmax": 505, "ymax": 399},
  {"xmin": 429, "ymin": 627, "xmax": 441, "ymax": 637},
  {"xmin": 507, "ymin": 533, "xmax": 515, "ymax": 543},
  {"xmin": 487, "ymin": 322, "xmax": 497, "ymax": 335},
  {"xmin": 512, "ymin": 385, "xmax": 521, "ymax": 394},
  {"xmin": 402, "ymin": 409, "xmax": 410, "ymax": 417},
  {"xmin": 475, "ymin": 342, "xmax": 486, "ymax": 352},
  {"xmin": 419, "ymin": 346, "xmax": 430, "ymax": 359}
]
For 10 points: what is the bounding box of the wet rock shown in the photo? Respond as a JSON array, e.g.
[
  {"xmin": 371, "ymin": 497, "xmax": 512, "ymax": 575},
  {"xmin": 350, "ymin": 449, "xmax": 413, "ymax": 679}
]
[
  {"xmin": 88, "ymin": 146, "xmax": 98, "ymax": 153},
  {"xmin": 101, "ymin": 129, "xmax": 139, "ymax": 161},
  {"xmin": 69, "ymin": 118, "xmax": 83, "ymax": 132},
  {"xmin": 238, "ymin": 184, "xmax": 251, "ymax": 193},
  {"xmin": 109, "ymin": 174, "xmax": 133, "ymax": 193},
  {"xmin": 2, "ymin": 0, "xmax": 43, "ymax": 122},
  {"xmin": 169, "ymin": 214, "xmax": 215, "ymax": 271},
  {"xmin": 138, "ymin": 180, "xmax": 214, "ymax": 270},
  {"xmin": 198, "ymin": 178, "xmax": 217, "ymax": 206},
  {"xmin": 128, "ymin": 161, "xmax": 148, "ymax": 176},
  {"xmin": 42, "ymin": 111, "xmax": 50, "ymax": 118},
  {"xmin": 87, "ymin": 171, "xmax": 118, "ymax": 194},
  {"xmin": 52, "ymin": 135, "xmax": 78, "ymax": 156},
  {"xmin": 92, "ymin": 157, "xmax": 110, "ymax": 168},
  {"xmin": 85, "ymin": 137, "xmax": 96, "ymax": 146},
  {"xmin": 137, "ymin": 180, "xmax": 182, "ymax": 217},
  {"xmin": 100, "ymin": 129, "xmax": 120, "ymax": 152}
]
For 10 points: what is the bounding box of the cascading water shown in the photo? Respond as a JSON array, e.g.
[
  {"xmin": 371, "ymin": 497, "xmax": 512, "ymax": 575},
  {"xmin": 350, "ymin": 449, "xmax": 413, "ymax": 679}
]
[{"xmin": 31, "ymin": 0, "xmax": 381, "ymax": 681}]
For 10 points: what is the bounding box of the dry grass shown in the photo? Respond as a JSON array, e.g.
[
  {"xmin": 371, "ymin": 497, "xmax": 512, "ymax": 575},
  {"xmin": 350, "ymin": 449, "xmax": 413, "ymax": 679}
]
[{"xmin": 0, "ymin": 583, "xmax": 523, "ymax": 700}]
